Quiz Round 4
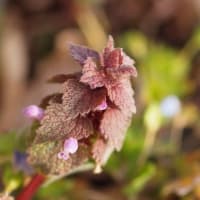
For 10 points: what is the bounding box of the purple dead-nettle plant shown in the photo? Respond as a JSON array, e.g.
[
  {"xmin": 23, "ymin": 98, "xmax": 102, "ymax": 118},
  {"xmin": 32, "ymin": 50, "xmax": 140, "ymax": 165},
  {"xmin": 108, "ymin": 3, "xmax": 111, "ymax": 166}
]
[{"xmin": 27, "ymin": 36, "xmax": 137, "ymax": 175}]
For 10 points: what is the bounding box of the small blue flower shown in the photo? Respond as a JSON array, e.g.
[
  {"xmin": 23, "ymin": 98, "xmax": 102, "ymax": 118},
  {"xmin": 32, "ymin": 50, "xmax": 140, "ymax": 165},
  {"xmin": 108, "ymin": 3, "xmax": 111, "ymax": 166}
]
[
  {"xmin": 13, "ymin": 151, "xmax": 34, "ymax": 174},
  {"xmin": 160, "ymin": 95, "xmax": 181, "ymax": 118}
]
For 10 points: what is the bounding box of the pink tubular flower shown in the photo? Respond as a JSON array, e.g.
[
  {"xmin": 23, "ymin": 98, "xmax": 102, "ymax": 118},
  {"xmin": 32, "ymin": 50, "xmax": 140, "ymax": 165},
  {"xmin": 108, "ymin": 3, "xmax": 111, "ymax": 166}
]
[
  {"xmin": 64, "ymin": 137, "xmax": 78, "ymax": 153},
  {"xmin": 23, "ymin": 105, "xmax": 44, "ymax": 121},
  {"xmin": 58, "ymin": 137, "xmax": 78, "ymax": 160},
  {"xmin": 95, "ymin": 99, "xmax": 108, "ymax": 111}
]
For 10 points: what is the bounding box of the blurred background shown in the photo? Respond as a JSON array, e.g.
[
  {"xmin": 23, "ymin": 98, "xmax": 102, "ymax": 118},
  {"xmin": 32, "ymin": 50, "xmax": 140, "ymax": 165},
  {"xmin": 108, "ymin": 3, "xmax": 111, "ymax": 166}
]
[{"xmin": 0, "ymin": 0, "xmax": 200, "ymax": 199}]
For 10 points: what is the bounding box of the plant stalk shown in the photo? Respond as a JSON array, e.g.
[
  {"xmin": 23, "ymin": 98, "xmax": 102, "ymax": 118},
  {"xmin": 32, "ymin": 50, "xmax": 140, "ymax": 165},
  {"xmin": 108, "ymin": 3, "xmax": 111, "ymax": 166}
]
[{"xmin": 16, "ymin": 174, "xmax": 46, "ymax": 200}]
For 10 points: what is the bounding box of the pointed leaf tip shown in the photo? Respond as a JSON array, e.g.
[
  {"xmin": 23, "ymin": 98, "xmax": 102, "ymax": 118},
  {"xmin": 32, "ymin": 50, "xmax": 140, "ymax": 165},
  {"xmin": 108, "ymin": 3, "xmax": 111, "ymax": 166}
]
[
  {"xmin": 69, "ymin": 43, "xmax": 100, "ymax": 65},
  {"xmin": 107, "ymin": 35, "xmax": 114, "ymax": 49}
]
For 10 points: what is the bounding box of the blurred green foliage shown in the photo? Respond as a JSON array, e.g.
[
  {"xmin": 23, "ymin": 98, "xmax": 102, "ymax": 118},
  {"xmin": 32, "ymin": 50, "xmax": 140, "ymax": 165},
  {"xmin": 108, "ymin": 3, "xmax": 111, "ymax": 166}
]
[
  {"xmin": 119, "ymin": 31, "xmax": 190, "ymax": 102},
  {"xmin": 35, "ymin": 179, "xmax": 74, "ymax": 200}
]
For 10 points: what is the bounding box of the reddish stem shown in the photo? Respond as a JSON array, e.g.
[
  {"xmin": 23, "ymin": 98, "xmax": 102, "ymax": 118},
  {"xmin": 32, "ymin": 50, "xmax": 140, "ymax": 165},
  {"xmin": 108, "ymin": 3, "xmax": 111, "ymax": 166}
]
[{"xmin": 16, "ymin": 174, "xmax": 46, "ymax": 200}]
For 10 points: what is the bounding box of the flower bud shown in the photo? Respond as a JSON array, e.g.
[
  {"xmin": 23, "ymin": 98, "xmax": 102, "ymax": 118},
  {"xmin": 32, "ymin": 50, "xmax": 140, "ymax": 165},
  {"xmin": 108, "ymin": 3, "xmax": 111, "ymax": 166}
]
[{"xmin": 23, "ymin": 105, "xmax": 44, "ymax": 121}]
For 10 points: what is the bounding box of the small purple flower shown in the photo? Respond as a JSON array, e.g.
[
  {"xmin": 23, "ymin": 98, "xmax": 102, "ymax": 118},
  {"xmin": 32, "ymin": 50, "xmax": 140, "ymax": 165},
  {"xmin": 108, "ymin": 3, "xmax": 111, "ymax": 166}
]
[
  {"xmin": 23, "ymin": 105, "xmax": 44, "ymax": 120},
  {"xmin": 64, "ymin": 137, "xmax": 78, "ymax": 153},
  {"xmin": 57, "ymin": 151, "xmax": 69, "ymax": 160},
  {"xmin": 58, "ymin": 137, "xmax": 78, "ymax": 160},
  {"xmin": 95, "ymin": 99, "xmax": 108, "ymax": 111}
]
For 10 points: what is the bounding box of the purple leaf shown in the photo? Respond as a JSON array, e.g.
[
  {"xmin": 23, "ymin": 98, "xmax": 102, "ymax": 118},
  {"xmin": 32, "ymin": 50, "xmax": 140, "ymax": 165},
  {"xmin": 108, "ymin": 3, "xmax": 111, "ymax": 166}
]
[
  {"xmin": 67, "ymin": 116, "xmax": 93, "ymax": 140},
  {"xmin": 106, "ymin": 65, "xmax": 137, "ymax": 79},
  {"xmin": 35, "ymin": 103, "xmax": 73, "ymax": 143},
  {"xmin": 69, "ymin": 43, "xmax": 100, "ymax": 65},
  {"xmin": 103, "ymin": 35, "xmax": 114, "ymax": 61},
  {"xmin": 40, "ymin": 93, "xmax": 63, "ymax": 109},
  {"xmin": 104, "ymin": 48, "xmax": 123, "ymax": 68},
  {"xmin": 122, "ymin": 52, "xmax": 135, "ymax": 66},
  {"xmin": 35, "ymin": 103, "xmax": 93, "ymax": 143},
  {"xmin": 100, "ymin": 108, "xmax": 132, "ymax": 151},
  {"xmin": 80, "ymin": 57, "xmax": 104, "ymax": 89},
  {"xmin": 106, "ymin": 80, "xmax": 136, "ymax": 114},
  {"xmin": 62, "ymin": 79, "xmax": 107, "ymax": 118},
  {"xmin": 47, "ymin": 73, "xmax": 80, "ymax": 84}
]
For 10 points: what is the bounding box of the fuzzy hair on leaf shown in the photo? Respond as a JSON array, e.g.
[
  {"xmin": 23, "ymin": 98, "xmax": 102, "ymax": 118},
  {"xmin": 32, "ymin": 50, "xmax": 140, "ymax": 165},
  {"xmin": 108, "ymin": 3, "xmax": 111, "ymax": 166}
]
[
  {"xmin": 100, "ymin": 107, "xmax": 132, "ymax": 151},
  {"xmin": 28, "ymin": 141, "xmax": 89, "ymax": 175}
]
